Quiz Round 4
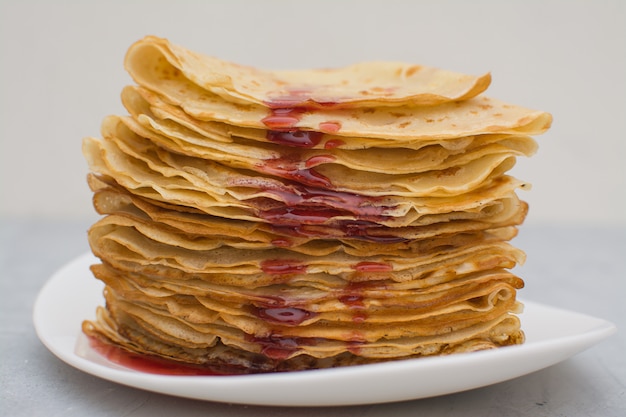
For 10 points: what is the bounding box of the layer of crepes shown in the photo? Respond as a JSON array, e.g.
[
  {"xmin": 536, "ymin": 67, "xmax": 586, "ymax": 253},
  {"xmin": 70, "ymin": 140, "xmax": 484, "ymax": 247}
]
[
  {"xmin": 80, "ymin": 36, "xmax": 550, "ymax": 373},
  {"xmin": 121, "ymin": 85, "xmax": 539, "ymax": 183},
  {"xmin": 83, "ymin": 260, "xmax": 524, "ymax": 369},
  {"xmin": 87, "ymin": 213, "xmax": 526, "ymax": 286},
  {"xmin": 125, "ymin": 35, "xmax": 492, "ymax": 109},
  {"xmin": 123, "ymin": 37, "xmax": 551, "ymax": 141},
  {"xmin": 125, "ymin": 85, "xmax": 532, "ymax": 151},
  {"xmin": 82, "ymin": 125, "xmax": 530, "ymax": 227},
  {"xmin": 88, "ymin": 175, "xmax": 528, "ymax": 247},
  {"xmin": 88, "ymin": 175, "xmax": 528, "ymax": 246},
  {"xmin": 90, "ymin": 114, "xmax": 534, "ymax": 198},
  {"xmin": 84, "ymin": 304, "xmax": 523, "ymax": 373},
  {"xmin": 89, "ymin": 210, "xmax": 523, "ymax": 258},
  {"xmin": 128, "ymin": 80, "xmax": 551, "ymax": 142}
]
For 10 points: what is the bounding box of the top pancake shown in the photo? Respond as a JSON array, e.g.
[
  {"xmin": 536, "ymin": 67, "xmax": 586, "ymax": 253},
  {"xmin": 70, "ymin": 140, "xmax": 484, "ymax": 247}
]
[
  {"xmin": 126, "ymin": 35, "xmax": 492, "ymax": 109},
  {"xmin": 123, "ymin": 36, "xmax": 552, "ymax": 142}
]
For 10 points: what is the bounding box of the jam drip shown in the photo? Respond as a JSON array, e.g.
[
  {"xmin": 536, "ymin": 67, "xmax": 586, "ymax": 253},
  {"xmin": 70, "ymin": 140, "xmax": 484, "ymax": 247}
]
[
  {"xmin": 87, "ymin": 335, "xmax": 242, "ymax": 375},
  {"xmin": 339, "ymin": 282, "xmax": 371, "ymax": 323},
  {"xmin": 347, "ymin": 340, "xmax": 366, "ymax": 355},
  {"xmin": 264, "ymin": 89, "xmax": 339, "ymax": 110},
  {"xmin": 271, "ymin": 221, "xmax": 407, "ymax": 243},
  {"xmin": 254, "ymin": 306, "xmax": 314, "ymax": 326},
  {"xmin": 270, "ymin": 237, "xmax": 292, "ymax": 247},
  {"xmin": 247, "ymin": 334, "xmax": 319, "ymax": 360},
  {"xmin": 251, "ymin": 295, "xmax": 316, "ymax": 326},
  {"xmin": 259, "ymin": 155, "xmax": 335, "ymax": 189},
  {"xmin": 318, "ymin": 121, "xmax": 342, "ymax": 133},
  {"xmin": 352, "ymin": 262, "xmax": 393, "ymax": 272},
  {"xmin": 261, "ymin": 108, "xmax": 307, "ymax": 131},
  {"xmin": 262, "ymin": 93, "xmax": 342, "ymax": 148},
  {"xmin": 257, "ymin": 97, "xmax": 365, "ymax": 225},
  {"xmin": 260, "ymin": 259, "xmax": 307, "ymax": 275},
  {"xmin": 256, "ymin": 182, "xmax": 389, "ymax": 226},
  {"xmin": 259, "ymin": 207, "xmax": 338, "ymax": 225},
  {"xmin": 262, "ymin": 107, "xmax": 324, "ymax": 149},
  {"xmin": 323, "ymin": 139, "xmax": 345, "ymax": 149},
  {"xmin": 266, "ymin": 129, "xmax": 325, "ymax": 148}
]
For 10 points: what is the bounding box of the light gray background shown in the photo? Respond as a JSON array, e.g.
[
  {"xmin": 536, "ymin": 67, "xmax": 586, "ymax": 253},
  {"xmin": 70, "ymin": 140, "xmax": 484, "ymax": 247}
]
[{"xmin": 1, "ymin": 0, "xmax": 624, "ymax": 226}]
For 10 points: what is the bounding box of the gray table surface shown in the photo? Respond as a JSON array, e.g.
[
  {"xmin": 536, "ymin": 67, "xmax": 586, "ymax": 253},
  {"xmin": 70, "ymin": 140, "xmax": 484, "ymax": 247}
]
[{"xmin": 1, "ymin": 217, "xmax": 624, "ymax": 416}]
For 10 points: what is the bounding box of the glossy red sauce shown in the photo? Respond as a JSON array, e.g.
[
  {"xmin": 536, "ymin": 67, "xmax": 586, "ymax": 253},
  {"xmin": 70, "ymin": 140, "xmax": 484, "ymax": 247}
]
[
  {"xmin": 339, "ymin": 282, "xmax": 370, "ymax": 323},
  {"xmin": 323, "ymin": 139, "xmax": 346, "ymax": 149},
  {"xmin": 345, "ymin": 331, "xmax": 366, "ymax": 355},
  {"xmin": 261, "ymin": 108, "xmax": 307, "ymax": 130},
  {"xmin": 304, "ymin": 154, "xmax": 335, "ymax": 168},
  {"xmin": 339, "ymin": 282, "xmax": 366, "ymax": 308},
  {"xmin": 351, "ymin": 312, "xmax": 368, "ymax": 323},
  {"xmin": 247, "ymin": 91, "xmax": 401, "ymax": 361},
  {"xmin": 262, "ymin": 94, "xmax": 341, "ymax": 147},
  {"xmin": 264, "ymin": 184, "xmax": 386, "ymax": 216},
  {"xmin": 339, "ymin": 294, "xmax": 365, "ymax": 308},
  {"xmin": 246, "ymin": 334, "xmax": 316, "ymax": 360},
  {"xmin": 318, "ymin": 121, "xmax": 342, "ymax": 133},
  {"xmin": 87, "ymin": 335, "xmax": 239, "ymax": 376},
  {"xmin": 253, "ymin": 182, "xmax": 389, "ymax": 227},
  {"xmin": 347, "ymin": 340, "xmax": 365, "ymax": 355},
  {"xmin": 266, "ymin": 129, "xmax": 324, "ymax": 148},
  {"xmin": 270, "ymin": 237, "xmax": 293, "ymax": 247},
  {"xmin": 260, "ymin": 157, "xmax": 332, "ymax": 188},
  {"xmin": 270, "ymin": 221, "xmax": 406, "ymax": 243},
  {"xmin": 339, "ymin": 221, "xmax": 408, "ymax": 243},
  {"xmin": 260, "ymin": 259, "xmax": 307, "ymax": 275},
  {"xmin": 259, "ymin": 207, "xmax": 348, "ymax": 225},
  {"xmin": 352, "ymin": 261, "xmax": 393, "ymax": 272},
  {"xmin": 256, "ymin": 94, "xmax": 391, "ymax": 228},
  {"xmin": 260, "ymin": 346, "xmax": 293, "ymax": 361},
  {"xmin": 255, "ymin": 307, "xmax": 314, "ymax": 326}
]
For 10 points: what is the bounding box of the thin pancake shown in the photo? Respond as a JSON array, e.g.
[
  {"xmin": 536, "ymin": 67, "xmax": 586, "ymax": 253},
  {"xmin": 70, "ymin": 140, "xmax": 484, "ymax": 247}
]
[{"xmin": 125, "ymin": 35, "xmax": 492, "ymax": 108}]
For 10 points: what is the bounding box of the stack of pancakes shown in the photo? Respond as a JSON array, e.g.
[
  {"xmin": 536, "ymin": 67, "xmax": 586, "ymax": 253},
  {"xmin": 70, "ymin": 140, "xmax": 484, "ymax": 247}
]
[{"xmin": 82, "ymin": 36, "xmax": 551, "ymax": 373}]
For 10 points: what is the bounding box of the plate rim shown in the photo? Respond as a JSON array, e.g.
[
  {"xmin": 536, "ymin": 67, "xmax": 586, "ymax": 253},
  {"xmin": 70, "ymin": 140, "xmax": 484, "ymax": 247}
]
[{"xmin": 33, "ymin": 252, "xmax": 617, "ymax": 406}]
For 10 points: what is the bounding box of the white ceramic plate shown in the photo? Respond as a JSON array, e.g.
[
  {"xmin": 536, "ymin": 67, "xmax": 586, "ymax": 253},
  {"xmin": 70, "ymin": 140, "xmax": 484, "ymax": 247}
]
[{"xmin": 34, "ymin": 253, "xmax": 616, "ymax": 407}]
